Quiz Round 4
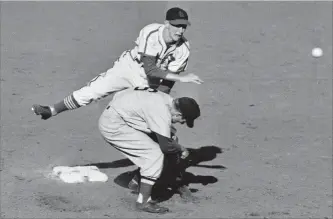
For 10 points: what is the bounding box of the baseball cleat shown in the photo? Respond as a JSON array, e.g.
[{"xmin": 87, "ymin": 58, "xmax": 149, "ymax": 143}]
[
  {"xmin": 135, "ymin": 201, "xmax": 169, "ymax": 214},
  {"xmin": 32, "ymin": 104, "xmax": 52, "ymax": 120}
]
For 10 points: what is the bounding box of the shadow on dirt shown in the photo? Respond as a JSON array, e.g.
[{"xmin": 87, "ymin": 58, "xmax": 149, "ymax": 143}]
[
  {"xmin": 109, "ymin": 145, "xmax": 226, "ymax": 202},
  {"xmin": 82, "ymin": 158, "xmax": 134, "ymax": 169},
  {"xmin": 83, "ymin": 145, "xmax": 225, "ymax": 170}
]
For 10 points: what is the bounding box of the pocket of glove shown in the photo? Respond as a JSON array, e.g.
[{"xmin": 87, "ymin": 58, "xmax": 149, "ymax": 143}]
[
  {"xmin": 181, "ymin": 149, "xmax": 190, "ymax": 159},
  {"xmin": 165, "ymin": 152, "xmax": 181, "ymax": 165}
]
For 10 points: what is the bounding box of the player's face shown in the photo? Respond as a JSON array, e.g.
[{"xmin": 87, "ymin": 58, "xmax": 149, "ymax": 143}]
[
  {"xmin": 171, "ymin": 113, "xmax": 186, "ymax": 124},
  {"xmin": 166, "ymin": 22, "xmax": 187, "ymax": 42}
]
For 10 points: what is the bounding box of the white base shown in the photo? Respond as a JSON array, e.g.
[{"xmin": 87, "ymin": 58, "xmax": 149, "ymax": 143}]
[{"xmin": 52, "ymin": 166, "xmax": 108, "ymax": 183}]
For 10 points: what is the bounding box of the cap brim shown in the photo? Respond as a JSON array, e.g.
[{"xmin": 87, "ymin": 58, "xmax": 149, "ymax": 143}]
[
  {"xmin": 186, "ymin": 119, "xmax": 194, "ymax": 128},
  {"xmin": 169, "ymin": 19, "xmax": 191, "ymax": 26}
]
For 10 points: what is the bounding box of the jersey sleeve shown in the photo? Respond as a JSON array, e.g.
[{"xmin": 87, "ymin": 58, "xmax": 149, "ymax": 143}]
[
  {"xmin": 135, "ymin": 25, "xmax": 161, "ymax": 60},
  {"xmin": 156, "ymin": 80, "xmax": 175, "ymax": 94},
  {"xmin": 167, "ymin": 41, "xmax": 190, "ymax": 72},
  {"xmin": 154, "ymin": 133, "xmax": 182, "ymax": 153}
]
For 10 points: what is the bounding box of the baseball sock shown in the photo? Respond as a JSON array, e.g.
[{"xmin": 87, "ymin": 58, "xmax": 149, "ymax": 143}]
[
  {"xmin": 137, "ymin": 178, "xmax": 154, "ymax": 204},
  {"xmin": 51, "ymin": 94, "xmax": 80, "ymax": 115}
]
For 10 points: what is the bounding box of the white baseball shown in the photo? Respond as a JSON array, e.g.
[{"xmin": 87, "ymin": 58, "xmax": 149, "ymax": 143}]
[{"xmin": 312, "ymin": 48, "xmax": 323, "ymax": 58}]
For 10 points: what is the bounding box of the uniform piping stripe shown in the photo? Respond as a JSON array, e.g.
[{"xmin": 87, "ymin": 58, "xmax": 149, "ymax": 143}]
[
  {"xmin": 143, "ymin": 28, "xmax": 159, "ymax": 54},
  {"xmin": 177, "ymin": 57, "xmax": 189, "ymax": 72},
  {"xmin": 157, "ymin": 33, "xmax": 165, "ymax": 57},
  {"xmin": 183, "ymin": 40, "xmax": 190, "ymax": 51},
  {"xmin": 158, "ymin": 37, "xmax": 164, "ymax": 49}
]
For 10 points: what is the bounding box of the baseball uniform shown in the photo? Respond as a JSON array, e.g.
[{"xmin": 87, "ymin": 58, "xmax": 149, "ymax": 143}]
[
  {"xmin": 98, "ymin": 87, "xmax": 174, "ymax": 184},
  {"xmin": 70, "ymin": 23, "xmax": 190, "ymax": 109}
]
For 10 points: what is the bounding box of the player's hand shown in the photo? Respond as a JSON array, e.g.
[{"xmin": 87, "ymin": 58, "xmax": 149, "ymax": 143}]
[
  {"xmin": 181, "ymin": 148, "xmax": 190, "ymax": 159},
  {"xmin": 180, "ymin": 73, "xmax": 204, "ymax": 84},
  {"xmin": 32, "ymin": 104, "xmax": 53, "ymax": 120}
]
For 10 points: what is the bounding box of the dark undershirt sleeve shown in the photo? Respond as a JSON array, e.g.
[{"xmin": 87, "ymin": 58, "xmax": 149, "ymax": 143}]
[
  {"xmin": 156, "ymin": 80, "xmax": 176, "ymax": 94},
  {"xmin": 153, "ymin": 132, "xmax": 182, "ymax": 154},
  {"xmin": 141, "ymin": 55, "xmax": 172, "ymax": 79},
  {"xmin": 140, "ymin": 55, "xmax": 178, "ymax": 93}
]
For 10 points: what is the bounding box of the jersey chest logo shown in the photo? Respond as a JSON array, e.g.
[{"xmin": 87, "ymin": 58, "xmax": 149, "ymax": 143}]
[{"xmin": 157, "ymin": 53, "xmax": 176, "ymax": 70}]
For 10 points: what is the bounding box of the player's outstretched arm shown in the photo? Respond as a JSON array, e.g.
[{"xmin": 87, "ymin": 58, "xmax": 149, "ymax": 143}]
[
  {"xmin": 166, "ymin": 73, "xmax": 203, "ymax": 84},
  {"xmin": 32, "ymin": 94, "xmax": 80, "ymax": 120},
  {"xmin": 141, "ymin": 55, "xmax": 203, "ymax": 84}
]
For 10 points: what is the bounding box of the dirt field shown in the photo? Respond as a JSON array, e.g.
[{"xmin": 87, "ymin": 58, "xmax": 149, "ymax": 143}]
[{"xmin": 1, "ymin": 2, "xmax": 332, "ymax": 218}]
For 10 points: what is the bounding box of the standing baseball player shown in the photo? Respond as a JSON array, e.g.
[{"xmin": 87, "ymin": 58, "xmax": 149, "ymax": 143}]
[
  {"xmin": 98, "ymin": 86, "xmax": 201, "ymax": 213},
  {"xmin": 32, "ymin": 7, "xmax": 202, "ymax": 119}
]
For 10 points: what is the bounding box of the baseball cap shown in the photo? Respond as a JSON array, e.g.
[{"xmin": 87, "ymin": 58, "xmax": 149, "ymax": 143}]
[
  {"xmin": 166, "ymin": 7, "xmax": 191, "ymax": 26},
  {"xmin": 177, "ymin": 97, "xmax": 200, "ymax": 128}
]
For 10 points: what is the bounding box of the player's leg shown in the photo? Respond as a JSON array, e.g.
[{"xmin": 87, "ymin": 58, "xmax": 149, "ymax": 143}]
[
  {"xmin": 167, "ymin": 131, "xmax": 199, "ymax": 202},
  {"xmin": 103, "ymin": 131, "xmax": 169, "ymax": 213},
  {"xmin": 32, "ymin": 68, "xmax": 129, "ymax": 120},
  {"xmin": 128, "ymin": 127, "xmax": 198, "ymax": 202},
  {"xmin": 98, "ymin": 107, "xmax": 169, "ymax": 213},
  {"xmin": 158, "ymin": 128, "xmax": 199, "ymax": 202},
  {"xmin": 32, "ymin": 51, "xmax": 147, "ymax": 120}
]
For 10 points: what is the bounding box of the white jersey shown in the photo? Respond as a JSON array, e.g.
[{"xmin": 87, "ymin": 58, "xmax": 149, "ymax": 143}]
[
  {"xmin": 71, "ymin": 23, "xmax": 190, "ymax": 108},
  {"xmin": 109, "ymin": 87, "xmax": 173, "ymax": 138},
  {"xmin": 130, "ymin": 23, "xmax": 190, "ymax": 72}
]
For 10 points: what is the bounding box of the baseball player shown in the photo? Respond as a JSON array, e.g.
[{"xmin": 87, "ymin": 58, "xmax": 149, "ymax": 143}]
[
  {"xmin": 32, "ymin": 7, "xmax": 202, "ymax": 119},
  {"xmin": 98, "ymin": 86, "xmax": 201, "ymax": 213}
]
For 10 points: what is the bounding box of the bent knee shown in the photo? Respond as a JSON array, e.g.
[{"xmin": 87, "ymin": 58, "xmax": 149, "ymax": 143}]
[{"xmin": 140, "ymin": 151, "xmax": 164, "ymax": 180}]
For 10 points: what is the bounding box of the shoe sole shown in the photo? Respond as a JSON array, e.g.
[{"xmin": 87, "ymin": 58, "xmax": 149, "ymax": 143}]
[
  {"xmin": 136, "ymin": 207, "xmax": 169, "ymax": 214},
  {"xmin": 31, "ymin": 105, "xmax": 40, "ymax": 115},
  {"xmin": 136, "ymin": 203, "xmax": 169, "ymax": 214}
]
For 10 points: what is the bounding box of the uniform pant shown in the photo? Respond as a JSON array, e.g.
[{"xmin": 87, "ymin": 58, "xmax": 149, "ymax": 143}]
[
  {"xmin": 98, "ymin": 106, "xmax": 164, "ymax": 185},
  {"xmin": 73, "ymin": 51, "xmax": 148, "ymax": 106}
]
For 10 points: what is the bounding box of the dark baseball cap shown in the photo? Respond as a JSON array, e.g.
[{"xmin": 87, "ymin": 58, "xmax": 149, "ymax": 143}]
[
  {"xmin": 177, "ymin": 97, "xmax": 200, "ymax": 128},
  {"xmin": 166, "ymin": 7, "xmax": 191, "ymax": 26}
]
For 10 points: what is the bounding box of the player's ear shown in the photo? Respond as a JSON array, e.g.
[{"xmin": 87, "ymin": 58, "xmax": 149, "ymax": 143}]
[
  {"xmin": 173, "ymin": 99, "xmax": 180, "ymax": 110},
  {"xmin": 172, "ymin": 99, "xmax": 181, "ymax": 115},
  {"xmin": 164, "ymin": 20, "xmax": 170, "ymax": 27},
  {"xmin": 175, "ymin": 111, "xmax": 182, "ymax": 117}
]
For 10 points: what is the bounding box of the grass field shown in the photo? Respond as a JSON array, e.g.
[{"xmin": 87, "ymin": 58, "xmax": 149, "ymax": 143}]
[{"xmin": 1, "ymin": 2, "xmax": 332, "ymax": 218}]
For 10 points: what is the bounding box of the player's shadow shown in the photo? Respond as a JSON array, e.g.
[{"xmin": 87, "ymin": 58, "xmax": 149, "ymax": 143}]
[
  {"xmin": 112, "ymin": 145, "xmax": 226, "ymax": 202},
  {"xmin": 82, "ymin": 145, "xmax": 225, "ymax": 169},
  {"xmin": 81, "ymin": 158, "xmax": 134, "ymax": 169}
]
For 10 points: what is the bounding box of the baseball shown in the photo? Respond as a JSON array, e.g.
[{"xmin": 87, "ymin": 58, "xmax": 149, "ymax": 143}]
[{"xmin": 312, "ymin": 47, "xmax": 323, "ymax": 58}]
